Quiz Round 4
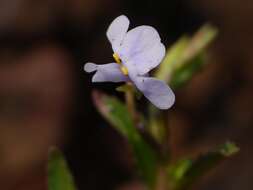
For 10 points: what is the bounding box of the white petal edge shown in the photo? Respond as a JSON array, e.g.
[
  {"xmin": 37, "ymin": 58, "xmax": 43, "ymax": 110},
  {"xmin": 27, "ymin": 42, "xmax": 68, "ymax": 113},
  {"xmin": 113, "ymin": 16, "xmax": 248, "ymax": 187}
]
[{"xmin": 106, "ymin": 15, "xmax": 130, "ymax": 53}]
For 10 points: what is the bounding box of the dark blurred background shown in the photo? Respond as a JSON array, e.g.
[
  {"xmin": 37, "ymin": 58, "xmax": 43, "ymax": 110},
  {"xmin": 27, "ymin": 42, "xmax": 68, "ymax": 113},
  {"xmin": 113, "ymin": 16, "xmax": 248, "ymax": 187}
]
[{"xmin": 0, "ymin": 0, "xmax": 252, "ymax": 189}]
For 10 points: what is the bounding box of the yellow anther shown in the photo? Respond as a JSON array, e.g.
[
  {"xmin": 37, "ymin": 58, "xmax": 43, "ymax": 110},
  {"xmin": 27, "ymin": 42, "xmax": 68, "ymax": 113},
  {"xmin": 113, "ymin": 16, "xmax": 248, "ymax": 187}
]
[
  {"xmin": 120, "ymin": 66, "xmax": 128, "ymax": 76},
  {"xmin": 113, "ymin": 53, "xmax": 121, "ymax": 64},
  {"xmin": 113, "ymin": 53, "xmax": 128, "ymax": 75}
]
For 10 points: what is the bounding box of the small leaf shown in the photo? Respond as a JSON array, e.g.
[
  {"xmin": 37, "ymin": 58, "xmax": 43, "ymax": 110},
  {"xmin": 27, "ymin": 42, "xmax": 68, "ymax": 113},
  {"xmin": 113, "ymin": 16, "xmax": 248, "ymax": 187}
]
[
  {"xmin": 168, "ymin": 142, "xmax": 239, "ymax": 190},
  {"xmin": 219, "ymin": 141, "xmax": 240, "ymax": 156},
  {"xmin": 169, "ymin": 159, "xmax": 193, "ymax": 181},
  {"xmin": 92, "ymin": 91, "xmax": 157, "ymax": 187},
  {"xmin": 48, "ymin": 147, "xmax": 77, "ymax": 190},
  {"xmin": 116, "ymin": 84, "xmax": 132, "ymax": 93},
  {"xmin": 155, "ymin": 24, "xmax": 218, "ymax": 88}
]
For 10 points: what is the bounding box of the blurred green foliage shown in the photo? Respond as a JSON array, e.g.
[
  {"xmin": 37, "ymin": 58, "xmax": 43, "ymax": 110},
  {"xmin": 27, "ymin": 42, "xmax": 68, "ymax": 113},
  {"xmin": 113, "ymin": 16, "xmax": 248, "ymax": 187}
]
[
  {"xmin": 48, "ymin": 148, "xmax": 77, "ymax": 190},
  {"xmin": 168, "ymin": 142, "xmax": 239, "ymax": 190},
  {"xmin": 155, "ymin": 24, "xmax": 218, "ymax": 89},
  {"xmin": 92, "ymin": 91, "xmax": 158, "ymax": 187}
]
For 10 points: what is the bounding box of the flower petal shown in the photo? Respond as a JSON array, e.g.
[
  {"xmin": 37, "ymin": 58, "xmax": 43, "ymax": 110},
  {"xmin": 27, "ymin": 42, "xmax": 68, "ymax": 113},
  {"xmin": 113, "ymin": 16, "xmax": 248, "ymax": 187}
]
[
  {"xmin": 84, "ymin": 62, "xmax": 128, "ymax": 83},
  {"xmin": 84, "ymin": 62, "xmax": 98, "ymax": 73},
  {"xmin": 106, "ymin": 15, "xmax": 130, "ymax": 53},
  {"xmin": 131, "ymin": 75, "xmax": 175, "ymax": 109},
  {"xmin": 119, "ymin": 26, "xmax": 161, "ymax": 62},
  {"xmin": 128, "ymin": 42, "xmax": 166, "ymax": 75}
]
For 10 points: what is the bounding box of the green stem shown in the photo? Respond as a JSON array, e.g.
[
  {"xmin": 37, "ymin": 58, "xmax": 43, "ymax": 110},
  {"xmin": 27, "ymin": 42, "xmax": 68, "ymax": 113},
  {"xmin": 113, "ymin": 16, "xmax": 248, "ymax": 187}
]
[
  {"xmin": 125, "ymin": 82, "xmax": 137, "ymax": 124},
  {"xmin": 148, "ymin": 108, "xmax": 172, "ymax": 190}
]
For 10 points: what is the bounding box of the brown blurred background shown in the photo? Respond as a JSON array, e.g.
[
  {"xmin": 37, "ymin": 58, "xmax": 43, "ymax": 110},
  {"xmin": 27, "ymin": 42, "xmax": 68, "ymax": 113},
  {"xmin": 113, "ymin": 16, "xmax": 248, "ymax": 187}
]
[{"xmin": 0, "ymin": 0, "xmax": 252, "ymax": 189}]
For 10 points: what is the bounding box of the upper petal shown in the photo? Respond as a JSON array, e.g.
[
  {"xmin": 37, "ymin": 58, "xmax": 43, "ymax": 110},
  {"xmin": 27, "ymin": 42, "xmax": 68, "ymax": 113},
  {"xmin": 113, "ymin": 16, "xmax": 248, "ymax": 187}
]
[
  {"xmin": 128, "ymin": 42, "xmax": 166, "ymax": 75},
  {"xmin": 119, "ymin": 25, "xmax": 161, "ymax": 62},
  {"xmin": 106, "ymin": 15, "xmax": 130, "ymax": 53},
  {"xmin": 131, "ymin": 75, "xmax": 175, "ymax": 109},
  {"xmin": 84, "ymin": 62, "xmax": 128, "ymax": 83}
]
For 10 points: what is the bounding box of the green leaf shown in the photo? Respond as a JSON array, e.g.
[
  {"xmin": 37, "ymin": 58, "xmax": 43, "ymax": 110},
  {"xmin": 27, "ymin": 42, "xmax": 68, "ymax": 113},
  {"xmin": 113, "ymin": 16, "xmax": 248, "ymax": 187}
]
[
  {"xmin": 92, "ymin": 91, "xmax": 157, "ymax": 187},
  {"xmin": 155, "ymin": 24, "xmax": 218, "ymax": 89},
  {"xmin": 168, "ymin": 142, "xmax": 239, "ymax": 190},
  {"xmin": 170, "ymin": 53, "xmax": 205, "ymax": 89},
  {"xmin": 92, "ymin": 90, "xmax": 135, "ymax": 137},
  {"xmin": 48, "ymin": 148, "xmax": 77, "ymax": 190},
  {"xmin": 116, "ymin": 84, "xmax": 132, "ymax": 93}
]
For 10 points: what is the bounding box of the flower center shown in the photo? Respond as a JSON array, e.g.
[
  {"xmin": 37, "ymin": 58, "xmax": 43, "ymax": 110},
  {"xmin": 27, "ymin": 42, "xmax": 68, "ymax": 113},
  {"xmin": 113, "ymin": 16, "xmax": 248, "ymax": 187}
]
[{"xmin": 113, "ymin": 53, "xmax": 128, "ymax": 76}]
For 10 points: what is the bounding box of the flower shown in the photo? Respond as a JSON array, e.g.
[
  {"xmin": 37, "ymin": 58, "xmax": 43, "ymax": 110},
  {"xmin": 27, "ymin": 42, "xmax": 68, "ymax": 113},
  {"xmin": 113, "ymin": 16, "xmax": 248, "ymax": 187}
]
[{"xmin": 84, "ymin": 15, "xmax": 175, "ymax": 109}]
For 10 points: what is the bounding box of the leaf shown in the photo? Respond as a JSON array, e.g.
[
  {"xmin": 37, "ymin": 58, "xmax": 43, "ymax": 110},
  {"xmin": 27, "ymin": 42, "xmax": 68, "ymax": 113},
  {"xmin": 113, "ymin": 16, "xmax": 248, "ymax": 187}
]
[
  {"xmin": 48, "ymin": 148, "xmax": 77, "ymax": 190},
  {"xmin": 155, "ymin": 24, "xmax": 218, "ymax": 89},
  {"xmin": 169, "ymin": 53, "xmax": 204, "ymax": 89},
  {"xmin": 93, "ymin": 90, "xmax": 135, "ymax": 137},
  {"xmin": 168, "ymin": 142, "xmax": 239, "ymax": 190},
  {"xmin": 92, "ymin": 91, "xmax": 158, "ymax": 187},
  {"xmin": 116, "ymin": 84, "xmax": 132, "ymax": 93}
]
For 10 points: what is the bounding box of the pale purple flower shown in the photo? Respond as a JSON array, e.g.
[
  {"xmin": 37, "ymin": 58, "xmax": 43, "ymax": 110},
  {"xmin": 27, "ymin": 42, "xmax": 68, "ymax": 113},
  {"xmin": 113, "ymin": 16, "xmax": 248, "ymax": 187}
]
[{"xmin": 84, "ymin": 15, "xmax": 175, "ymax": 109}]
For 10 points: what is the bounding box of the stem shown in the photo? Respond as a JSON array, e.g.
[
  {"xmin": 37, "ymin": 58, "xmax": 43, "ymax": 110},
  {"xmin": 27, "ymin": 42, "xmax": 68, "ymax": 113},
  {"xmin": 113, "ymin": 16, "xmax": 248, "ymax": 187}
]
[
  {"xmin": 148, "ymin": 107, "xmax": 172, "ymax": 190},
  {"xmin": 125, "ymin": 82, "xmax": 137, "ymax": 124},
  {"xmin": 149, "ymin": 108, "xmax": 171, "ymax": 161}
]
